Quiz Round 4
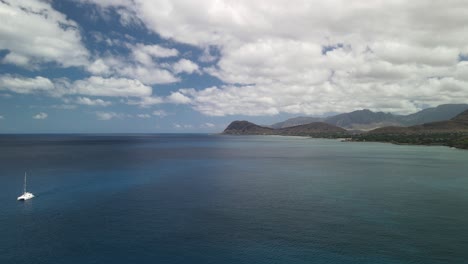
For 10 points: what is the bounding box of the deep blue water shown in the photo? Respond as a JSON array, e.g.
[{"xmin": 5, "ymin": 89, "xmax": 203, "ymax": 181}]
[{"xmin": 1, "ymin": 134, "xmax": 468, "ymax": 264}]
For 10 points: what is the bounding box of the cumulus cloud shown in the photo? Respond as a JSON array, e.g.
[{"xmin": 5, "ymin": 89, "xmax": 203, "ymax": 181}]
[
  {"xmin": 198, "ymin": 46, "xmax": 218, "ymax": 63},
  {"xmin": 173, "ymin": 123, "xmax": 193, "ymax": 129},
  {"xmin": 172, "ymin": 59, "xmax": 200, "ymax": 74},
  {"xmin": 116, "ymin": 64, "xmax": 179, "ymax": 85},
  {"xmin": 201, "ymin": 122, "xmax": 215, "ymax": 128},
  {"xmin": 130, "ymin": 43, "xmax": 179, "ymax": 66},
  {"xmin": 51, "ymin": 104, "xmax": 77, "ymax": 110},
  {"xmin": 81, "ymin": 0, "xmax": 468, "ymax": 116},
  {"xmin": 128, "ymin": 91, "xmax": 193, "ymax": 107},
  {"xmin": 72, "ymin": 76, "xmax": 152, "ymax": 97},
  {"xmin": 166, "ymin": 91, "xmax": 191, "ymax": 104},
  {"xmin": 0, "ymin": 0, "xmax": 89, "ymax": 68},
  {"xmin": 85, "ymin": 41, "xmax": 183, "ymax": 85},
  {"xmin": 76, "ymin": 97, "xmax": 112, "ymax": 106},
  {"xmin": 0, "ymin": 75, "xmax": 153, "ymax": 98},
  {"xmin": 116, "ymin": 7, "xmax": 142, "ymax": 27},
  {"xmin": 136, "ymin": 114, "xmax": 151, "ymax": 118},
  {"xmin": 152, "ymin": 110, "xmax": 167, "ymax": 117},
  {"xmin": 33, "ymin": 112, "xmax": 48, "ymax": 120},
  {"xmin": 206, "ymin": 39, "xmax": 328, "ymax": 85},
  {"xmin": 87, "ymin": 54, "xmax": 180, "ymax": 85},
  {"xmin": 96, "ymin": 111, "xmax": 125, "ymax": 120},
  {"xmin": 0, "ymin": 75, "xmax": 55, "ymax": 94},
  {"xmin": 127, "ymin": 96, "xmax": 164, "ymax": 108}
]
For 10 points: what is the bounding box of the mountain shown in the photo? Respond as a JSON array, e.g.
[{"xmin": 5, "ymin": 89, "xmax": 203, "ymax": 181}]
[
  {"xmin": 324, "ymin": 109, "xmax": 398, "ymax": 130},
  {"xmin": 224, "ymin": 110, "xmax": 468, "ymax": 149},
  {"xmin": 453, "ymin": 109, "xmax": 468, "ymax": 123},
  {"xmin": 397, "ymin": 104, "xmax": 468, "ymax": 126},
  {"xmin": 355, "ymin": 110, "xmax": 468, "ymax": 149},
  {"xmin": 278, "ymin": 122, "xmax": 347, "ymax": 136},
  {"xmin": 369, "ymin": 109, "xmax": 468, "ymax": 134},
  {"xmin": 269, "ymin": 104, "xmax": 468, "ymax": 130},
  {"xmin": 270, "ymin": 116, "xmax": 323, "ymax": 129},
  {"xmin": 223, "ymin": 121, "xmax": 347, "ymax": 136},
  {"xmin": 223, "ymin": 121, "xmax": 274, "ymax": 135}
]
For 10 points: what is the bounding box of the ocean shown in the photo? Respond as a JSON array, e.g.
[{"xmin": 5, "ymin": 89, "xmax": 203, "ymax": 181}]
[{"xmin": 0, "ymin": 134, "xmax": 467, "ymax": 263}]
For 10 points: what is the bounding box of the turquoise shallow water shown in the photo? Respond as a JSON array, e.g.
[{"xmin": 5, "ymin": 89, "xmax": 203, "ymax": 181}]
[{"xmin": 0, "ymin": 134, "xmax": 468, "ymax": 263}]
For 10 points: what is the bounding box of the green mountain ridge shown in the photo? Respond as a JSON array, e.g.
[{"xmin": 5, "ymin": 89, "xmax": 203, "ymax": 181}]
[
  {"xmin": 270, "ymin": 104, "xmax": 468, "ymax": 130},
  {"xmin": 353, "ymin": 110, "xmax": 468, "ymax": 149},
  {"xmin": 223, "ymin": 121, "xmax": 347, "ymax": 137},
  {"xmin": 369, "ymin": 109, "xmax": 468, "ymax": 134},
  {"xmin": 223, "ymin": 106, "xmax": 468, "ymax": 149}
]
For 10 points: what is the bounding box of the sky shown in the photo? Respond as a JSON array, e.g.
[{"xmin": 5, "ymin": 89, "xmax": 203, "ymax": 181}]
[{"xmin": 1, "ymin": 0, "xmax": 468, "ymax": 133}]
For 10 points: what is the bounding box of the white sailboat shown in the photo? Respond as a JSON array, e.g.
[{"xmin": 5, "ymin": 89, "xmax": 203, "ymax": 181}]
[{"xmin": 17, "ymin": 172, "xmax": 34, "ymax": 201}]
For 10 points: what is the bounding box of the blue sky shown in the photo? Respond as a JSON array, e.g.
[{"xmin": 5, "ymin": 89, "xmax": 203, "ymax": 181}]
[{"xmin": 1, "ymin": 0, "xmax": 468, "ymax": 133}]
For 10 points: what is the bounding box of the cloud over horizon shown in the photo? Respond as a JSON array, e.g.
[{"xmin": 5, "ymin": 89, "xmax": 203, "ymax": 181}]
[
  {"xmin": 0, "ymin": 0, "xmax": 89, "ymax": 68},
  {"xmin": 33, "ymin": 112, "xmax": 48, "ymax": 120},
  {"xmin": 76, "ymin": 0, "xmax": 468, "ymax": 116},
  {"xmin": 1, "ymin": 0, "xmax": 468, "ymax": 132}
]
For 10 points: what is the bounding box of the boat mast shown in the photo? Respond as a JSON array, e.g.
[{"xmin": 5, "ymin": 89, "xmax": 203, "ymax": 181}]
[{"xmin": 24, "ymin": 172, "xmax": 27, "ymax": 193}]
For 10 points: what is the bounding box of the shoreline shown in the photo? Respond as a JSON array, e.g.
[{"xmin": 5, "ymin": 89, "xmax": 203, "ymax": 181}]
[
  {"xmin": 344, "ymin": 138, "xmax": 467, "ymax": 150},
  {"xmin": 221, "ymin": 133, "xmax": 468, "ymax": 150}
]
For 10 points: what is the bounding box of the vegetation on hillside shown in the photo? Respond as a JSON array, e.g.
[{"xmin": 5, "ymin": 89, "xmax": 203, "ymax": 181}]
[{"xmin": 351, "ymin": 133, "xmax": 468, "ymax": 149}]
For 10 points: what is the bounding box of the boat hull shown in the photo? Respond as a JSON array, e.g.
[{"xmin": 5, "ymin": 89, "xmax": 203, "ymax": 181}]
[{"xmin": 17, "ymin": 192, "xmax": 35, "ymax": 201}]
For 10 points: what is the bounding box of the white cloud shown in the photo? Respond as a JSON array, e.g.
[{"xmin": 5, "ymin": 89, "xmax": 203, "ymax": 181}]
[
  {"xmin": 179, "ymin": 86, "xmax": 280, "ymax": 116},
  {"xmin": 0, "ymin": 75, "xmax": 153, "ymax": 99},
  {"xmin": 0, "ymin": 115, "xmax": 4, "ymax": 119},
  {"xmin": 201, "ymin": 122, "xmax": 215, "ymax": 128},
  {"xmin": 178, "ymin": 75, "xmax": 468, "ymax": 116},
  {"xmin": 86, "ymin": 43, "xmax": 180, "ymax": 85},
  {"xmin": 137, "ymin": 114, "xmax": 151, "ymax": 118},
  {"xmin": 166, "ymin": 91, "xmax": 191, "ymax": 104},
  {"xmin": 116, "ymin": 7, "xmax": 142, "ymax": 27},
  {"xmin": 33, "ymin": 112, "xmax": 48, "ymax": 120},
  {"xmin": 121, "ymin": 1, "xmax": 468, "ymax": 50},
  {"xmin": 127, "ymin": 96, "xmax": 164, "ymax": 108},
  {"xmin": 116, "ymin": 64, "xmax": 179, "ymax": 85},
  {"xmin": 87, "ymin": 59, "xmax": 111, "ymax": 75},
  {"xmin": 198, "ymin": 46, "xmax": 218, "ymax": 63},
  {"xmin": 130, "ymin": 43, "xmax": 178, "ymax": 66},
  {"xmin": 80, "ymin": 0, "xmax": 468, "ymax": 116},
  {"xmin": 71, "ymin": 76, "xmax": 152, "ymax": 97},
  {"xmin": 51, "ymin": 104, "xmax": 77, "ymax": 110},
  {"xmin": 0, "ymin": 75, "xmax": 55, "ymax": 95},
  {"xmin": 172, "ymin": 59, "xmax": 199, "ymax": 74},
  {"xmin": 87, "ymin": 55, "xmax": 179, "ymax": 85},
  {"xmin": 0, "ymin": 0, "xmax": 89, "ymax": 68},
  {"xmin": 206, "ymin": 39, "xmax": 327, "ymax": 85},
  {"xmin": 76, "ymin": 97, "xmax": 112, "ymax": 106},
  {"xmin": 4, "ymin": 0, "xmax": 464, "ymax": 117},
  {"xmin": 128, "ymin": 91, "xmax": 191, "ymax": 107},
  {"xmin": 372, "ymin": 42, "xmax": 459, "ymax": 66},
  {"xmin": 96, "ymin": 111, "xmax": 124, "ymax": 120},
  {"xmin": 152, "ymin": 110, "xmax": 167, "ymax": 117},
  {"xmin": 173, "ymin": 123, "xmax": 192, "ymax": 129}
]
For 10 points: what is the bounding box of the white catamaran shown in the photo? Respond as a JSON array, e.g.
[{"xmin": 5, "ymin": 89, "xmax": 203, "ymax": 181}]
[{"xmin": 17, "ymin": 172, "xmax": 34, "ymax": 201}]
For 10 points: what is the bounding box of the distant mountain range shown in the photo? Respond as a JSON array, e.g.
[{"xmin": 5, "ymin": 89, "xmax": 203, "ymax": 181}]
[
  {"xmin": 223, "ymin": 121, "xmax": 347, "ymax": 137},
  {"xmin": 270, "ymin": 104, "xmax": 468, "ymax": 130},
  {"xmin": 354, "ymin": 109, "xmax": 468, "ymax": 149},
  {"xmin": 223, "ymin": 104, "xmax": 468, "ymax": 149},
  {"xmin": 369, "ymin": 109, "xmax": 468, "ymax": 134}
]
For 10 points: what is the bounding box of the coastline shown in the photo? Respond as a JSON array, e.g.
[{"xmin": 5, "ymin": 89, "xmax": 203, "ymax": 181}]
[{"xmin": 221, "ymin": 133, "xmax": 468, "ymax": 150}]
